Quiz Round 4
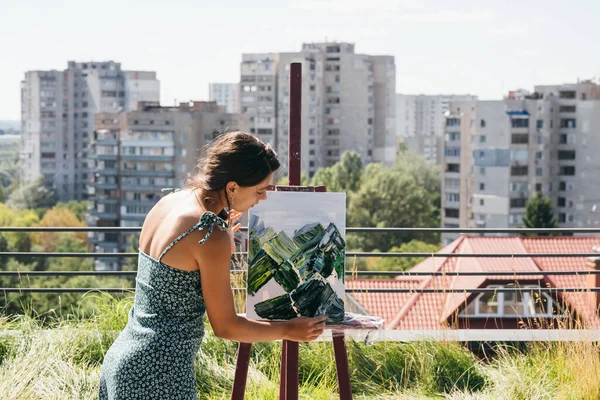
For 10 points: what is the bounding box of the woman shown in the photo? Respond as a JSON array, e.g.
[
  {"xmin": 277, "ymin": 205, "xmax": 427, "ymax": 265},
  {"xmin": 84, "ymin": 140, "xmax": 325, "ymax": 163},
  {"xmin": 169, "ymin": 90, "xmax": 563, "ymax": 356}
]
[{"xmin": 99, "ymin": 132, "xmax": 326, "ymax": 399}]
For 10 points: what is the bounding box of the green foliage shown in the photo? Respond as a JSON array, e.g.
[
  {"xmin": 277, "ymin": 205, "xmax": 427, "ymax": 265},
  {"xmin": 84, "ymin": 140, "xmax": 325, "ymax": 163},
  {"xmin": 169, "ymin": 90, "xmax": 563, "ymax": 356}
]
[
  {"xmin": 348, "ymin": 161, "xmax": 441, "ymax": 252},
  {"xmin": 276, "ymin": 172, "xmax": 310, "ymax": 186},
  {"xmin": 55, "ymin": 200, "xmax": 89, "ymax": 222},
  {"xmin": 367, "ymin": 240, "xmax": 442, "ymax": 272},
  {"xmin": 311, "ymin": 151, "xmax": 363, "ymax": 193},
  {"xmin": 522, "ymin": 191, "xmax": 558, "ymax": 234},
  {"xmin": 6, "ymin": 176, "xmax": 57, "ymax": 210}
]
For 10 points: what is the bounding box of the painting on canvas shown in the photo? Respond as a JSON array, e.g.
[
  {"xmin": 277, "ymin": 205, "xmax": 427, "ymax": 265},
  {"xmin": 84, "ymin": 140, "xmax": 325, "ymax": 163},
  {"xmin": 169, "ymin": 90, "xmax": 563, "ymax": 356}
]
[{"xmin": 246, "ymin": 191, "xmax": 346, "ymax": 323}]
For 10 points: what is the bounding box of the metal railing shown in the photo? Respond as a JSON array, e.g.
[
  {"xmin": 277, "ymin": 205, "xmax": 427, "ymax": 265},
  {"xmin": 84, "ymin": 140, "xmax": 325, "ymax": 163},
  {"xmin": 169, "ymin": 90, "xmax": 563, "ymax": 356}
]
[{"xmin": 1, "ymin": 226, "xmax": 600, "ymax": 294}]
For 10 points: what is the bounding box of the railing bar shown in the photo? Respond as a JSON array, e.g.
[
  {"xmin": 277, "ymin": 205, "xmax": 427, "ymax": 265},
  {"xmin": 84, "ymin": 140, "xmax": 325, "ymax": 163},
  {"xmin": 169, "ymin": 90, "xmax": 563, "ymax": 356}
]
[
  {"xmin": 2, "ymin": 287, "xmax": 600, "ymax": 293},
  {"xmin": 2, "ymin": 270, "xmax": 600, "ymax": 277},
  {"xmin": 3, "ymin": 227, "xmax": 600, "ymax": 233},
  {"xmin": 2, "ymin": 252, "xmax": 600, "ymax": 258}
]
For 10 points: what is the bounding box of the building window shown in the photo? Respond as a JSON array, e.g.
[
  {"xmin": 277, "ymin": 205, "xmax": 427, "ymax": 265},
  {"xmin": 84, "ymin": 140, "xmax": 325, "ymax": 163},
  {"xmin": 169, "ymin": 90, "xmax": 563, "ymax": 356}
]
[
  {"xmin": 511, "ymin": 166, "xmax": 528, "ymax": 176},
  {"xmin": 480, "ymin": 135, "xmax": 486, "ymax": 143},
  {"xmin": 446, "ymin": 163, "xmax": 460, "ymax": 173},
  {"xmin": 511, "ymin": 134, "xmax": 529, "ymax": 144},
  {"xmin": 536, "ymin": 167, "xmax": 543, "ymax": 177},
  {"xmin": 511, "ymin": 118, "xmax": 529, "ymax": 128},
  {"xmin": 509, "ymin": 213, "xmax": 524, "ymax": 225},
  {"xmin": 510, "ymin": 198, "xmax": 527, "ymax": 208},
  {"xmin": 479, "ymin": 199, "xmax": 485, "ymax": 206},
  {"xmin": 560, "ymin": 119, "xmax": 576, "ymax": 129},
  {"xmin": 559, "ymin": 166, "xmax": 575, "ymax": 176},
  {"xmin": 445, "ymin": 208, "xmax": 459, "ymax": 218},
  {"xmin": 446, "ymin": 118, "xmax": 460, "ymax": 127},
  {"xmin": 480, "ymin": 119, "xmax": 486, "ymax": 128},
  {"xmin": 445, "ymin": 193, "xmax": 460, "ymax": 203},
  {"xmin": 557, "ymin": 150, "xmax": 576, "ymax": 160},
  {"xmin": 559, "ymin": 213, "xmax": 566, "ymax": 223},
  {"xmin": 480, "ymin": 167, "xmax": 486, "ymax": 175},
  {"xmin": 480, "ymin": 183, "xmax": 485, "ymax": 191},
  {"xmin": 559, "ymin": 91, "xmax": 576, "ymax": 99},
  {"xmin": 535, "ymin": 183, "xmax": 542, "ymax": 192},
  {"xmin": 536, "ymin": 120, "xmax": 543, "ymax": 129},
  {"xmin": 460, "ymin": 285, "xmax": 562, "ymax": 317},
  {"xmin": 559, "ymin": 105, "xmax": 576, "ymax": 113},
  {"xmin": 557, "ymin": 197, "xmax": 566, "ymax": 208}
]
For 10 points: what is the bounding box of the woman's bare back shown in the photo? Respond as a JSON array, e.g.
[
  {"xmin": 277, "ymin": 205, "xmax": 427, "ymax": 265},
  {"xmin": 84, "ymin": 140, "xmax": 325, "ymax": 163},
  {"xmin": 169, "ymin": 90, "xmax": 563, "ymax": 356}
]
[{"xmin": 138, "ymin": 190, "xmax": 206, "ymax": 272}]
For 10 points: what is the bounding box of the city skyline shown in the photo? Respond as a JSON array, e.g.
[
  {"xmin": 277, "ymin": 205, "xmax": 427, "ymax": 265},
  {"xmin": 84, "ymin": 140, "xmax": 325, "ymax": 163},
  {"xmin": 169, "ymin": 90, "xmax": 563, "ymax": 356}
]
[{"xmin": 2, "ymin": 0, "xmax": 600, "ymax": 120}]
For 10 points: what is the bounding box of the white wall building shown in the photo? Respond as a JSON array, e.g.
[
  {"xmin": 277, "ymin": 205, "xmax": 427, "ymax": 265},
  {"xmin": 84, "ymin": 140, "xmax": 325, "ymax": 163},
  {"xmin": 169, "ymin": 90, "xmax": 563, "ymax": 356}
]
[
  {"xmin": 441, "ymin": 81, "xmax": 600, "ymax": 244},
  {"xmin": 209, "ymin": 83, "xmax": 240, "ymax": 113},
  {"xmin": 241, "ymin": 43, "xmax": 396, "ymax": 176}
]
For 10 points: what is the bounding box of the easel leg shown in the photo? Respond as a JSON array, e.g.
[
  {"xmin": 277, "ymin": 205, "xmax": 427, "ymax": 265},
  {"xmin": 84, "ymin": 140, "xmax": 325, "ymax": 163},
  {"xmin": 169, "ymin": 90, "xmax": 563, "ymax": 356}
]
[
  {"xmin": 333, "ymin": 334, "xmax": 352, "ymax": 400},
  {"xmin": 231, "ymin": 342, "xmax": 252, "ymax": 400},
  {"xmin": 281, "ymin": 340, "xmax": 299, "ymax": 400},
  {"xmin": 279, "ymin": 340, "xmax": 288, "ymax": 399}
]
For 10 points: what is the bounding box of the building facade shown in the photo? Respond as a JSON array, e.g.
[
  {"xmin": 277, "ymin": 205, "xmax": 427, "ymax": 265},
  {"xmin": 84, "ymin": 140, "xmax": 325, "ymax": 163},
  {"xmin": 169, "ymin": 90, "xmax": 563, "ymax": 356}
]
[
  {"xmin": 441, "ymin": 81, "xmax": 600, "ymax": 244},
  {"xmin": 396, "ymin": 94, "xmax": 477, "ymax": 164},
  {"xmin": 241, "ymin": 43, "xmax": 396, "ymax": 177},
  {"xmin": 20, "ymin": 61, "xmax": 160, "ymax": 201},
  {"xmin": 208, "ymin": 83, "xmax": 240, "ymax": 113},
  {"xmin": 88, "ymin": 101, "xmax": 249, "ymax": 270}
]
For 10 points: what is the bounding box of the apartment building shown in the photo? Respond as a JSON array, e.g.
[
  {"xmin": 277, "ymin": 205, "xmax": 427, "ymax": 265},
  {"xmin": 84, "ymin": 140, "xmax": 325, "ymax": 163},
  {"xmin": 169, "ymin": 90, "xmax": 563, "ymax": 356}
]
[
  {"xmin": 20, "ymin": 61, "xmax": 159, "ymax": 201},
  {"xmin": 441, "ymin": 80, "xmax": 600, "ymax": 244},
  {"xmin": 241, "ymin": 43, "xmax": 396, "ymax": 177},
  {"xmin": 397, "ymin": 94, "xmax": 477, "ymax": 164},
  {"xmin": 88, "ymin": 101, "xmax": 249, "ymax": 270},
  {"xmin": 209, "ymin": 83, "xmax": 240, "ymax": 113}
]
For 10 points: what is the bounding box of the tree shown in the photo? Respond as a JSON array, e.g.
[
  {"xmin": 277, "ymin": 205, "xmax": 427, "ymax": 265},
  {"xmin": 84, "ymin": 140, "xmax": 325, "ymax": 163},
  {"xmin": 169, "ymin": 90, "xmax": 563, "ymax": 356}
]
[
  {"xmin": 276, "ymin": 172, "xmax": 310, "ymax": 186},
  {"xmin": 6, "ymin": 177, "xmax": 56, "ymax": 211},
  {"xmin": 312, "ymin": 151, "xmax": 363, "ymax": 193},
  {"xmin": 31, "ymin": 207, "xmax": 87, "ymax": 252},
  {"xmin": 55, "ymin": 200, "xmax": 88, "ymax": 222},
  {"xmin": 348, "ymin": 162, "xmax": 440, "ymax": 252},
  {"xmin": 366, "ymin": 240, "xmax": 442, "ymax": 272},
  {"xmin": 0, "ymin": 203, "xmax": 39, "ymax": 253},
  {"xmin": 522, "ymin": 191, "xmax": 558, "ymax": 235}
]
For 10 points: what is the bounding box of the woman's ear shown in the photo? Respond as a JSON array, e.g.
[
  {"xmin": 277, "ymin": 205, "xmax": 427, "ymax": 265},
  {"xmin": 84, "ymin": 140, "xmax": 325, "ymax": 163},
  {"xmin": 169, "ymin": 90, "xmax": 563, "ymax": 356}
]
[{"xmin": 225, "ymin": 181, "xmax": 237, "ymax": 197}]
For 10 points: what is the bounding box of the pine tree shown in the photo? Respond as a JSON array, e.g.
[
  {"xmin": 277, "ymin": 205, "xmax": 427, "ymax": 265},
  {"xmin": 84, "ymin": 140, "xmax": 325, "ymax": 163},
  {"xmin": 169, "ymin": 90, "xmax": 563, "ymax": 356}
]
[{"xmin": 522, "ymin": 191, "xmax": 558, "ymax": 235}]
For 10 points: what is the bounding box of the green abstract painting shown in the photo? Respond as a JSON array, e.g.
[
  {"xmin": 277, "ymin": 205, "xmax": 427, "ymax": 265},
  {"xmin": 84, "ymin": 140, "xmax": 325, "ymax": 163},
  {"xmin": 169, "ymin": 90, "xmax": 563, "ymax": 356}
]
[{"xmin": 246, "ymin": 192, "xmax": 346, "ymax": 323}]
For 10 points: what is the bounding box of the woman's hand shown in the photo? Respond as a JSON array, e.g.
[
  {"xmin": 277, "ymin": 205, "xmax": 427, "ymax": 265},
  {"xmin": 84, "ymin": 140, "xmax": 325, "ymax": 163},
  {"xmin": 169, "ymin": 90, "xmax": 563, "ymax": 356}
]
[
  {"xmin": 228, "ymin": 209, "xmax": 242, "ymax": 253},
  {"xmin": 283, "ymin": 316, "xmax": 326, "ymax": 342}
]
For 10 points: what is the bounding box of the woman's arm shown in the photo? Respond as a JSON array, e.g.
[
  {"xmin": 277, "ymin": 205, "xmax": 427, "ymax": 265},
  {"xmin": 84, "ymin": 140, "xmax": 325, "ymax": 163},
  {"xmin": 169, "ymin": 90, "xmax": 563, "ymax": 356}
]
[{"xmin": 191, "ymin": 228, "xmax": 325, "ymax": 343}]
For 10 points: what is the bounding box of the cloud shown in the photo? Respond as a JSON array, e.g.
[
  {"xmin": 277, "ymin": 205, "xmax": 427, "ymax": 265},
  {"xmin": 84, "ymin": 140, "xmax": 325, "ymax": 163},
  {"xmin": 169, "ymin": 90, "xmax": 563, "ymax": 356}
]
[
  {"xmin": 288, "ymin": 0, "xmax": 424, "ymax": 12},
  {"xmin": 288, "ymin": 1, "xmax": 493, "ymax": 25},
  {"xmin": 395, "ymin": 9, "xmax": 493, "ymax": 24},
  {"xmin": 489, "ymin": 22, "xmax": 528, "ymax": 37}
]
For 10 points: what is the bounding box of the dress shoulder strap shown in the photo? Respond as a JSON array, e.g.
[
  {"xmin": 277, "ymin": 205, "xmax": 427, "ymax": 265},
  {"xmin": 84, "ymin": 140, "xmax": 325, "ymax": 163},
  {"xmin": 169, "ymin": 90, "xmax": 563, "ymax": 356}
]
[{"xmin": 157, "ymin": 211, "xmax": 229, "ymax": 262}]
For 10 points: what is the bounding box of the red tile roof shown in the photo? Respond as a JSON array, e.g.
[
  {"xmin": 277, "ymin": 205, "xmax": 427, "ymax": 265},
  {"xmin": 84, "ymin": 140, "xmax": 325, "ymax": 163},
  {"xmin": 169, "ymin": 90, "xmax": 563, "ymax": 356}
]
[{"xmin": 348, "ymin": 236, "xmax": 600, "ymax": 329}]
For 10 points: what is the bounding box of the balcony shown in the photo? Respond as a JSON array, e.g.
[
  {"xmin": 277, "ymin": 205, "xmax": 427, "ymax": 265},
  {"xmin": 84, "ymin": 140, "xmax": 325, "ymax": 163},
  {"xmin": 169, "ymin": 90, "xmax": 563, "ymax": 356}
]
[
  {"xmin": 93, "ymin": 138, "xmax": 118, "ymax": 146},
  {"xmin": 94, "ymin": 168, "xmax": 118, "ymax": 176},
  {"xmin": 121, "ymin": 170, "xmax": 175, "ymax": 177},
  {"xmin": 121, "ymin": 184, "xmax": 170, "ymax": 192},
  {"xmin": 89, "ymin": 154, "xmax": 118, "ymax": 161},
  {"xmin": 95, "ymin": 198, "xmax": 118, "ymax": 205},
  {"xmin": 94, "ymin": 183, "xmax": 118, "ymax": 190},
  {"xmin": 121, "ymin": 155, "xmax": 175, "ymax": 162}
]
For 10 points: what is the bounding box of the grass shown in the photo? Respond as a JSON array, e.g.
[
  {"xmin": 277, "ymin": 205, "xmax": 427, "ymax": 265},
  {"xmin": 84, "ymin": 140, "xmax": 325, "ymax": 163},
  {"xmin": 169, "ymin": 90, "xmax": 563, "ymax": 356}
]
[{"xmin": 0, "ymin": 295, "xmax": 599, "ymax": 399}]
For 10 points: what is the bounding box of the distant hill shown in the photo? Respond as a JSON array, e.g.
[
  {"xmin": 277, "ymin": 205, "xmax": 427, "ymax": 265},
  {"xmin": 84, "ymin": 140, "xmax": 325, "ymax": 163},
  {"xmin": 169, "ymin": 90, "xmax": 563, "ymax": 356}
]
[{"xmin": 0, "ymin": 121, "xmax": 20, "ymax": 131}]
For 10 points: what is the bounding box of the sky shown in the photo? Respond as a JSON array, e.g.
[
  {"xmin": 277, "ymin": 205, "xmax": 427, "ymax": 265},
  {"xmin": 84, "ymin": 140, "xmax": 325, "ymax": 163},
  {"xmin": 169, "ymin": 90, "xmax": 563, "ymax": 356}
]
[{"xmin": 1, "ymin": 0, "xmax": 600, "ymax": 120}]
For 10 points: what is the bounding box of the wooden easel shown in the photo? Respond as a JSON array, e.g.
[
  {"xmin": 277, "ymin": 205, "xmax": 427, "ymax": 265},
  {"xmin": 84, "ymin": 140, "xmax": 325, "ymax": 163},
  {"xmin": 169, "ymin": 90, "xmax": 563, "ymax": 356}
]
[{"xmin": 230, "ymin": 63, "xmax": 354, "ymax": 400}]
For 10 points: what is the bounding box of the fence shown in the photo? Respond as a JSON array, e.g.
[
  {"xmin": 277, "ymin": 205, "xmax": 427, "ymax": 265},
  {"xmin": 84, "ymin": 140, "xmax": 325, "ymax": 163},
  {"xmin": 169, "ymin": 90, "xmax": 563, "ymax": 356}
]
[{"xmin": 2, "ymin": 226, "xmax": 600, "ymax": 341}]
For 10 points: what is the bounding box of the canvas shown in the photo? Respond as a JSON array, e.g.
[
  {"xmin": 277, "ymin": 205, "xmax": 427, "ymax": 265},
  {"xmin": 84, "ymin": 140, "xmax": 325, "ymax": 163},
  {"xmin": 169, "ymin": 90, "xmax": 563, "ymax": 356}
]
[{"xmin": 246, "ymin": 191, "xmax": 346, "ymax": 323}]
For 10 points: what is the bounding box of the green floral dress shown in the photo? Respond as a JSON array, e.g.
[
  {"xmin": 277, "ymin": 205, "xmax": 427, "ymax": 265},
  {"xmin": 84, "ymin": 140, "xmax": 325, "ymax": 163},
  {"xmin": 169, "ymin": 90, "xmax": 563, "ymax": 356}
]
[{"xmin": 99, "ymin": 212, "xmax": 228, "ymax": 399}]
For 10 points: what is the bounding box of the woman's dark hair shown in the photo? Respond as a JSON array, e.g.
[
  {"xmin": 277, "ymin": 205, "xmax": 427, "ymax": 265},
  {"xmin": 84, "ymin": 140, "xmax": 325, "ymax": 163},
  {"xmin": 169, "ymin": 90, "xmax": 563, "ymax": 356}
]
[{"xmin": 185, "ymin": 131, "xmax": 280, "ymax": 207}]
